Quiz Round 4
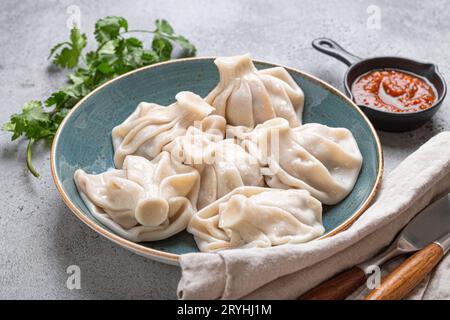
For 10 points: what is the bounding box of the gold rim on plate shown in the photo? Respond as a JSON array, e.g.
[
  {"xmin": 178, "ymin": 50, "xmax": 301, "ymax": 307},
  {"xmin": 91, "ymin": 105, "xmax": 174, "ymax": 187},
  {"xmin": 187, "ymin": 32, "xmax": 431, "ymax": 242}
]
[{"xmin": 50, "ymin": 57, "xmax": 384, "ymax": 264}]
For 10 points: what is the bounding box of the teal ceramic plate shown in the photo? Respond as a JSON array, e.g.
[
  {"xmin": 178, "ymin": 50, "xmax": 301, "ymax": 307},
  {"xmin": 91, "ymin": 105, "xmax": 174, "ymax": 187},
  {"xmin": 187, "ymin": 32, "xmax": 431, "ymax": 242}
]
[{"xmin": 51, "ymin": 57, "xmax": 383, "ymax": 265}]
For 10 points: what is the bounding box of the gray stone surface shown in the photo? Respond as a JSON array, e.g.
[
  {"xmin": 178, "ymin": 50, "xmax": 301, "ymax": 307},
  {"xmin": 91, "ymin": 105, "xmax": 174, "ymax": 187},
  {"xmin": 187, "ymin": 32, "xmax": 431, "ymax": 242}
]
[{"xmin": 0, "ymin": 0, "xmax": 448, "ymax": 299}]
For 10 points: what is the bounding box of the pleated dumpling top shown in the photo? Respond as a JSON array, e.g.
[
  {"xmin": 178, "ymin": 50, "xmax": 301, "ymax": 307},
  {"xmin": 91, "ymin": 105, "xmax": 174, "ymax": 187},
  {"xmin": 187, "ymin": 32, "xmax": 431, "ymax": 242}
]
[
  {"xmin": 228, "ymin": 118, "xmax": 363, "ymax": 205},
  {"xmin": 206, "ymin": 54, "xmax": 304, "ymax": 128},
  {"xmin": 74, "ymin": 152, "xmax": 200, "ymax": 242},
  {"xmin": 112, "ymin": 91, "xmax": 216, "ymax": 168}
]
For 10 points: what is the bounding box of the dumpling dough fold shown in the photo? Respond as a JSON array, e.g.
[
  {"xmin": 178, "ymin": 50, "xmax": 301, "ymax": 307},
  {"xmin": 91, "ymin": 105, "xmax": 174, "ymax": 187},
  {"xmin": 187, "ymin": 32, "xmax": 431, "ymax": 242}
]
[
  {"xmin": 74, "ymin": 152, "xmax": 200, "ymax": 242},
  {"xmin": 206, "ymin": 54, "xmax": 304, "ymax": 128},
  {"xmin": 188, "ymin": 187, "xmax": 324, "ymax": 252},
  {"xmin": 164, "ymin": 126, "xmax": 264, "ymax": 209},
  {"xmin": 112, "ymin": 91, "xmax": 216, "ymax": 168},
  {"xmin": 228, "ymin": 118, "xmax": 363, "ymax": 204}
]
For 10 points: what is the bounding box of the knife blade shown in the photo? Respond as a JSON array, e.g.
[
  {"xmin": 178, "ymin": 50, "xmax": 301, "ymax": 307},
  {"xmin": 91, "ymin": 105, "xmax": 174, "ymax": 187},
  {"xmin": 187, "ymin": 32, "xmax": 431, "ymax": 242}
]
[
  {"xmin": 364, "ymin": 193, "xmax": 450, "ymax": 300},
  {"xmin": 300, "ymin": 193, "xmax": 450, "ymax": 300},
  {"xmin": 395, "ymin": 193, "xmax": 450, "ymax": 251}
]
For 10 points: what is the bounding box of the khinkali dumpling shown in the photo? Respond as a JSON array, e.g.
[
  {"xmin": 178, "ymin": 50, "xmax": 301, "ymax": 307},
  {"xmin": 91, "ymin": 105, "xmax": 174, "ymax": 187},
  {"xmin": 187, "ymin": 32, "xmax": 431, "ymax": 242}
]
[
  {"xmin": 164, "ymin": 127, "xmax": 264, "ymax": 209},
  {"xmin": 188, "ymin": 187, "xmax": 324, "ymax": 252},
  {"xmin": 74, "ymin": 152, "xmax": 200, "ymax": 242},
  {"xmin": 112, "ymin": 91, "xmax": 216, "ymax": 168},
  {"xmin": 205, "ymin": 54, "xmax": 304, "ymax": 128},
  {"xmin": 228, "ymin": 118, "xmax": 363, "ymax": 204}
]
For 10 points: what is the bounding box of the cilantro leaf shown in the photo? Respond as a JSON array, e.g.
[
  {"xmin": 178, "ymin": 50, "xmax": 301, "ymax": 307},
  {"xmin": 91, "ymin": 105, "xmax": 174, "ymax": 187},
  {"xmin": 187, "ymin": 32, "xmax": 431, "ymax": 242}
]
[
  {"xmin": 3, "ymin": 101, "xmax": 54, "ymax": 141},
  {"xmin": 152, "ymin": 36, "xmax": 173, "ymax": 61},
  {"xmin": 170, "ymin": 35, "xmax": 197, "ymax": 56},
  {"xmin": 153, "ymin": 20, "xmax": 196, "ymax": 57},
  {"xmin": 45, "ymin": 91, "xmax": 69, "ymax": 109},
  {"xmin": 142, "ymin": 50, "xmax": 159, "ymax": 64},
  {"xmin": 155, "ymin": 19, "xmax": 174, "ymax": 35},
  {"xmin": 3, "ymin": 16, "xmax": 196, "ymax": 177},
  {"xmin": 50, "ymin": 28, "xmax": 87, "ymax": 68},
  {"xmin": 52, "ymin": 108, "xmax": 70, "ymax": 125},
  {"xmin": 125, "ymin": 37, "xmax": 143, "ymax": 48},
  {"xmin": 94, "ymin": 16, "xmax": 128, "ymax": 43},
  {"xmin": 48, "ymin": 42, "xmax": 70, "ymax": 59}
]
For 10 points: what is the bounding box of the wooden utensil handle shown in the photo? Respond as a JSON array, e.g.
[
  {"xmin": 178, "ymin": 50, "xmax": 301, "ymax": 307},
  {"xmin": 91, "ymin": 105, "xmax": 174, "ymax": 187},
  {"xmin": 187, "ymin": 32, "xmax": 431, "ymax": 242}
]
[
  {"xmin": 365, "ymin": 243, "xmax": 444, "ymax": 300},
  {"xmin": 299, "ymin": 266, "xmax": 367, "ymax": 300}
]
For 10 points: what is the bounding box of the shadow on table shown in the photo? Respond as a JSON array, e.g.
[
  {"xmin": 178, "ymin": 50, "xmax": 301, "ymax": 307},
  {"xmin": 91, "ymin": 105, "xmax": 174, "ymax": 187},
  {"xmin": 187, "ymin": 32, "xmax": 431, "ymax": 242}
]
[
  {"xmin": 369, "ymin": 118, "xmax": 445, "ymax": 174},
  {"xmin": 51, "ymin": 204, "xmax": 180, "ymax": 299},
  {"xmin": 377, "ymin": 118, "xmax": 444, "ymax": 149}
]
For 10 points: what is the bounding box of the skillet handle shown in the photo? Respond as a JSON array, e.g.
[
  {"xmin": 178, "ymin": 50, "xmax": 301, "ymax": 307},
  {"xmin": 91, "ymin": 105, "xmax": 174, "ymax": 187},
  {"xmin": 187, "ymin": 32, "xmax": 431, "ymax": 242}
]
[{"xmin": 312, "ymin": 38, "xmax": 361, "ymax": 66}]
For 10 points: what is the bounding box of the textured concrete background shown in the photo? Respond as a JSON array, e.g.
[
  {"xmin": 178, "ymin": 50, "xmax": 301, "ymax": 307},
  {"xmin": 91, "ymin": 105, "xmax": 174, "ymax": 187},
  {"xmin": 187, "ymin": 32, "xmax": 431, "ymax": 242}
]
[{"xmin": 0, "ymin": 0, "xmax": 448, "ymax": 299}]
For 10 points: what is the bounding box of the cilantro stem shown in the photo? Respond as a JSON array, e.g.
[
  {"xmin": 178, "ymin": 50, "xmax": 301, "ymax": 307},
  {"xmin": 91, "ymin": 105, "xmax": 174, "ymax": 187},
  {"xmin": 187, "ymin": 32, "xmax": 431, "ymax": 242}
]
[
  {"xmin": 95, "ymin": 40, "xmax": 113, "ymax": 54},
  {"xmin": 120, "ymin": 30, "xmax": 156, "ymax": 35},
  {"xmin": 27, "ymin": 139, "xmax": 40, "ymax": 178}
]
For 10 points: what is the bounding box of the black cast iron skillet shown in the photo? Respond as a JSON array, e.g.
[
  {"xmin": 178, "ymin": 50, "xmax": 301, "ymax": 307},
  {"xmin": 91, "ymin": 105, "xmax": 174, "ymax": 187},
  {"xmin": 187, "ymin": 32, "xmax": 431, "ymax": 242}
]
[{"xmin": 312, "ymin": 38, "xmax": 447, "ymax": 132}]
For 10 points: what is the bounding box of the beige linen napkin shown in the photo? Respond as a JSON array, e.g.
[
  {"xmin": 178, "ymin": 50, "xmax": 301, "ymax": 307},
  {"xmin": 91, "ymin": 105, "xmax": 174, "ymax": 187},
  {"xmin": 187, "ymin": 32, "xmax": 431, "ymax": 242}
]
[{"xmin": 177, "ymin": 132, "xmax": 450, "ymax": 300}]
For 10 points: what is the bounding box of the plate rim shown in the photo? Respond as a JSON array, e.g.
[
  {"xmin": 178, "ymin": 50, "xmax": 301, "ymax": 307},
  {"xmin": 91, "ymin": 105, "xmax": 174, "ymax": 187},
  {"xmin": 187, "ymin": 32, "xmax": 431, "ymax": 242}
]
[{"xmin": 50, "ymin": 56, "xmax": 384, "ymax": 264}]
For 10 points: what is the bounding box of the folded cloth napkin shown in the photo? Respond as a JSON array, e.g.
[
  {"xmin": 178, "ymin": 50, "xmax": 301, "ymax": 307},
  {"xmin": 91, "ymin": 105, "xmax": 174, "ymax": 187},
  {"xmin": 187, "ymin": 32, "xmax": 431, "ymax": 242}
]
[{"xmin": 177, "ymin": 132, "xmax": 450, "ymax": 300}]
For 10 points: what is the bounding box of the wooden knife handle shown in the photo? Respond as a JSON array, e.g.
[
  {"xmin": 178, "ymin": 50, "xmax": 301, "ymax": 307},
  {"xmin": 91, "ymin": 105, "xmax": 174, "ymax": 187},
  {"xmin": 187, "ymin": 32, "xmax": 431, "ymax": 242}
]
[
  {"xmin": 299, "ymin": 266, "xmax": 367, "ymax": 300},
  {"xmin": 365, "ymin": 243, "xmax": 444, "ymax": 300}
]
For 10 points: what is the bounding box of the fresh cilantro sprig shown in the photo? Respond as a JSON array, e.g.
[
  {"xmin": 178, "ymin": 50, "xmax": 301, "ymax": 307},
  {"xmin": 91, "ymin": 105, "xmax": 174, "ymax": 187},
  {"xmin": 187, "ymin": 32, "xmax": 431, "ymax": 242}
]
[{"xmin": 2, "ymin": 17, "xmax": 196, "ymax": 177}]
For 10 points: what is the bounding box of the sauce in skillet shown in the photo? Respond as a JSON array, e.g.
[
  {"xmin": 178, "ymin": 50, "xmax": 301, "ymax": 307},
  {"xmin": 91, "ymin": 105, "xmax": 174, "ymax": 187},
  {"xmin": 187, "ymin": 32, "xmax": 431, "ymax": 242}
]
[{"xmin": 352, "ymin": 69, "xmax": 436, "ymax": 113}]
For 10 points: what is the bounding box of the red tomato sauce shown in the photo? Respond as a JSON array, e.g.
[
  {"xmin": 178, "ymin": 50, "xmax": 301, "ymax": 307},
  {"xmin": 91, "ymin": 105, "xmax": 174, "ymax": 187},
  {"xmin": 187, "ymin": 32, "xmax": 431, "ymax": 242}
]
[{"xmin": 351, "ymin": 69, "xmax": 436, "ymax": 113}]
